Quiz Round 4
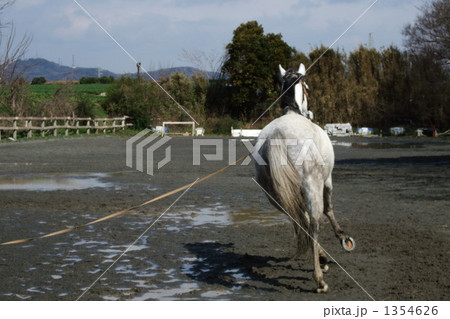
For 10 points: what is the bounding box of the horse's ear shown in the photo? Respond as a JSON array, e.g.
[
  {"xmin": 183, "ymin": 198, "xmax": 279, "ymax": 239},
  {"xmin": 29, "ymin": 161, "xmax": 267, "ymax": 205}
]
[
  {"xmin": 279, "ymin": 64, "xmax": 286, "ymax": 77},
  {"xmin": 298, "ymin": 63, "xmax": 306, "ymax": 76}
]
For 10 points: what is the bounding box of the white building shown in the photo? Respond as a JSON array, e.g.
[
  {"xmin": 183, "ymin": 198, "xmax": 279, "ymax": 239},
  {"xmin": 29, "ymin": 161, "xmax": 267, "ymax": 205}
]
[{"xmin": 324, "ymin": 123, "xmax": 353, "ymax": 137}]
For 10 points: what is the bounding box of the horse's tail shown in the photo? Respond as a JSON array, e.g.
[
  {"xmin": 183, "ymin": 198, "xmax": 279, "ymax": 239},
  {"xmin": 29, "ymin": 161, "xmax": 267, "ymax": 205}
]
[{"xmin": 266, "ymin": 130, "xmax": 311, "ymax": 255}]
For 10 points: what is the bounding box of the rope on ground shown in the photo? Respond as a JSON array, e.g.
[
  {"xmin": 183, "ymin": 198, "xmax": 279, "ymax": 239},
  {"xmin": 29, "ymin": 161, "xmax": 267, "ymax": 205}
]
[{"xmin": 0, "ymin": 154, "xmax": 250, "ymax": 246}]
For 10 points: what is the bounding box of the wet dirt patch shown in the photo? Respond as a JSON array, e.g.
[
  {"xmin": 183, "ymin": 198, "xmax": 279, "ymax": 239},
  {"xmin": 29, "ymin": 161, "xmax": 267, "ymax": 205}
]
[
  {"xmin": 350, "ymin": 142, "xmax": 424, "ymax": 149},
  {"xmin": 0, "ymin": 136, "xmax": 448, "ymax": 301},
  {"xmin": 0, "ymin": 173, "xmax": 114, "ymax": 191},
  {"xmin": 332, "ymin": 140, "xmax": 424, "ymax": 149}
]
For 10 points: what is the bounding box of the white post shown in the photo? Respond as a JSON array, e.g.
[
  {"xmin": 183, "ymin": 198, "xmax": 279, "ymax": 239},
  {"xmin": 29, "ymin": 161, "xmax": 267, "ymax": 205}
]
[
  {"xmin": 87, "ymin": 118, "xmax": 91, "ymax": 135},
  {"xmin": 27, "ymin": 119, "xmax": 32, "ymax": 138},
  {"xmin": 53, "ymin": 119, "xmax": 57, "ymax": 137},
  {"xmin": 41, "ymin": 119, "xmax": 45, "ymax": 137},
  {"xmin": 65, "ymin": 117, "xmax": 69, "ymax": 136},
  {"xmin": 13, "ymin": 117, "xmax": 17, "ymax": 140}
]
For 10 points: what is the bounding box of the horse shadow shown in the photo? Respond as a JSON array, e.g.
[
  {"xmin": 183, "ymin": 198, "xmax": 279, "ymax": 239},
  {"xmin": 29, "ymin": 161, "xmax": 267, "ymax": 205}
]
[{"xmin": 183, "ymin": 242, "xmax": 317, "ymax": 294}]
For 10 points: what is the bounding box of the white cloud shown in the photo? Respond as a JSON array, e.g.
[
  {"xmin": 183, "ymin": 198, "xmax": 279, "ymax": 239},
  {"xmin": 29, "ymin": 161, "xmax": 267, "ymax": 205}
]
[
  {"xmin": 53, "ymin": 6, "xmax": 93, "ymax": 38},
  {"xmin": 278, "ymin": 0, "xmax": 422, "ymax": 52},
  {"xmin": 6, "ymin": 0, "xmax": 425, "ymax": 73}
]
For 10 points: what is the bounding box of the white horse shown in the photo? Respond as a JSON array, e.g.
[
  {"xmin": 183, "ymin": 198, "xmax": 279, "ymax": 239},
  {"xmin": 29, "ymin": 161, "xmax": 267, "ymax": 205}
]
[{"xmin": 254, "ymin": 64, "xmax": 355, "ymax": 293}]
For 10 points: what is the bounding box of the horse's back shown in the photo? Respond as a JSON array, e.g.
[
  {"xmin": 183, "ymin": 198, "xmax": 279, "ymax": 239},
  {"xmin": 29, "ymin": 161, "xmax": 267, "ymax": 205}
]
[{"xmin": 257, "ymin": 112, "xmax": 334, "ymax": 173}]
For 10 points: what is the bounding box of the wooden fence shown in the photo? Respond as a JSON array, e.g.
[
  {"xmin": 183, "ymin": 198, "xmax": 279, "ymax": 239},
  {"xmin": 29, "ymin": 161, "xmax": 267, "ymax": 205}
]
[{"xmin": 0, "ymin": 116, "xmax": 130, "ymax": 141}]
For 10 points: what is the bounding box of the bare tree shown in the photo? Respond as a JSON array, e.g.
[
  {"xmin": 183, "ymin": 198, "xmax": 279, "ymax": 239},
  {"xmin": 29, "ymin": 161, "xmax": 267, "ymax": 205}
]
[
  {"xmin": 41, "ymin": 85, "xmax": 75, "ymax": 117},
  {"xmin": 403, "ymin": 0, "xmax": 450, "ymax": 65},
  {"xmin": 0, "ymin": 0, "xmax": 33, "ymax": 115},
  {"xmin": 179, "ymin": 48, "xmax": 226, "ymax": 79}
]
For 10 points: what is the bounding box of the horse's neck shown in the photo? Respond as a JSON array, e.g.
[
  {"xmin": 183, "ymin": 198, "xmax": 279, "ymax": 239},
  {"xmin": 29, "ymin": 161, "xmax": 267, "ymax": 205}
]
[
  {"xmin": 281, "ymin": 80, "xmax": 313, "ymax": 120},
  {"xmin": 282, "ymin": 96, "xmax": 313, "ymax": 120},
  {"xmin": 282, "ymin": 96, "xmax": 308, "ymax": 118}
]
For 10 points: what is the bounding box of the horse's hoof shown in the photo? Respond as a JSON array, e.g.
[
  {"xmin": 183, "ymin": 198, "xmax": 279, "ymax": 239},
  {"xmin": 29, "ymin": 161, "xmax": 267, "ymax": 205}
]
[
  {"xmin": 341, "ymin": 237, "xmax": 355, "ymax": 252},
  {"xmin": 317, "ymin": 284, "xmax": 330, "ymax": 293},
  {"xmin": 321, "ymin": 264, "xmax": 329, "ymax": 273}
]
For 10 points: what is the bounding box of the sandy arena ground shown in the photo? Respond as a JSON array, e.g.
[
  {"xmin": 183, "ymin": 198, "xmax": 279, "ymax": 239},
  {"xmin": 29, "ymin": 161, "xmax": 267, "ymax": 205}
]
[{"xmin": 0, "ymin": 135, "xmax": 448, "ymax": 300}]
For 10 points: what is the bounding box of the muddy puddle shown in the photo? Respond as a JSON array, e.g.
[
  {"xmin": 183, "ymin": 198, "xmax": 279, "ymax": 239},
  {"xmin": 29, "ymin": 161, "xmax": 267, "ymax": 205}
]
[
  {"xmin": 164, "ymin": 204, "xmax": 286, "ymax": 230},
  {"xmin": 2, "ymin": 202, "xmax": 287, "ymax": 301},
  {"xmin": 0, "ymin": 173, "xmax": 114, "ymax": 191}
]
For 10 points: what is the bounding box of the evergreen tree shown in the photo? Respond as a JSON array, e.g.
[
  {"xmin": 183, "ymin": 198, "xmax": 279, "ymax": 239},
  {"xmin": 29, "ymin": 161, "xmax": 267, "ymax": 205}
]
[
  {"xmin": 222, "ymin": 21, "xmax": 294, "ymax": 120},
  {"xmin": 378, "ymin": 46, "xmax": 411, "ymax": 126},
  {"xmin": 347, "ymin": 46, "xmax": 381, "ymax": 126},
  {"xmin": 307, "ymin": 46, "xmax": 348, "ymax": 125}
]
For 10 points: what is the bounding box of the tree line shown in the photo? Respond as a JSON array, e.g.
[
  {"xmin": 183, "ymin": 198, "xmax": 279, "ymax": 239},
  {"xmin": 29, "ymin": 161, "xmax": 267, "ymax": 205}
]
[
  {"xmin": 102, "ymin": 24, "xmax": 448, "ymax": 132},
  {"xmin": 1, "ymin": 0, "xmax": 448, "ymax": 133}
]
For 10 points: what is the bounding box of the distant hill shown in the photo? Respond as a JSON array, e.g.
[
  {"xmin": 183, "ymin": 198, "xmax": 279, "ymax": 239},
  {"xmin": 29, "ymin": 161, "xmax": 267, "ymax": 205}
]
[
  {"xmin": 17, "ymin": 58, "xmax": 218, "ymax": 82},
  {"xmin": 18, "ymin": 58, "xmax": 117, "ymax": 82},
  {"xmin": 141, "ymin": 66, "xmax": 218, "ymax": 80}
]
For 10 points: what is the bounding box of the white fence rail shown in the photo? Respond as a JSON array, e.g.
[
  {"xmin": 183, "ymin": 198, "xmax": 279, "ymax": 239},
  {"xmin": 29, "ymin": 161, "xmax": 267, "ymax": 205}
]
[{"xmin": 0, "ymin": 116, "xmax": 130, "ymax": 141}]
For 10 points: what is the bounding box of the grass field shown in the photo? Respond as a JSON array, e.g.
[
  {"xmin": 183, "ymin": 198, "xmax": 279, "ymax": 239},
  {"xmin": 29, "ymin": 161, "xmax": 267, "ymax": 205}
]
[
  {"xmin": 26, "ymin": 83, "xmax": 113, "ymax": 110},
  {"xmin": 28, "ymin": 83, "xmax": 112, "ymax": 98}
]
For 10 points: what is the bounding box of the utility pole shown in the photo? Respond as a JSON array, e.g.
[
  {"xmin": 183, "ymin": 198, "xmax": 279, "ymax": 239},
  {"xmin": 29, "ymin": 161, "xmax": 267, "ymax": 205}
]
[{"xmin": 136, "ymin": 62, "xmax": 142, "ymax": 80}]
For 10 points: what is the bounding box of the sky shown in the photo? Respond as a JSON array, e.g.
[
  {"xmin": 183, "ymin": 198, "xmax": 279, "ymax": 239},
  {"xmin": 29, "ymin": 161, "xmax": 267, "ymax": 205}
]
[{"xmin": 5, "ymin": 0, "xmax": 425, "ymax": 74}]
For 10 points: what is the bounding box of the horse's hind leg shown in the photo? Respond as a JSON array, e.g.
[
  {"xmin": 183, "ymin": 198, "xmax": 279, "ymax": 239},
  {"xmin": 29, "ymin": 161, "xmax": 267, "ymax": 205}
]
[
  {"xmin": 303, "ymin": 176, "xmax": 329, "ymax": 293},
  {"xmin": 324, "ymin": 176, "xmax": 355, "ymax": 251},
  {"xmin": 311, "ymin": 218, "xmax": 329, "ymax": 293},
  {"xmin": 319, "ymin": 247, "xmax": 329, "ymax": 272}
]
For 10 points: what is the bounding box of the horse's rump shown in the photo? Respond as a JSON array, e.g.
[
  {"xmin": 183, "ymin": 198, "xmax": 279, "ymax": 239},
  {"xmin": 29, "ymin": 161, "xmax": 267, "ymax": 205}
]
[{"xmin": 261, "ymin": 129, "xmax": 312, "ymax": 254}]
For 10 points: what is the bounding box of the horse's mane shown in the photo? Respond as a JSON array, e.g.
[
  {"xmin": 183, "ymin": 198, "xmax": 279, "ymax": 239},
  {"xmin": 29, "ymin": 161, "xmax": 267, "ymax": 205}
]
[{"xmin": 280, "ymin": 69, "xmax": 302, "ymax": 115}]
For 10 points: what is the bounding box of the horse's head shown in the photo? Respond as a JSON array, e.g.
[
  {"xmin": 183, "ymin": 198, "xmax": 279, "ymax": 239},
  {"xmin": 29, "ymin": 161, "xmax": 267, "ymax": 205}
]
[{"xmin": 279, "ymin": 63, "xmax": 313, "ymax": 120}]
